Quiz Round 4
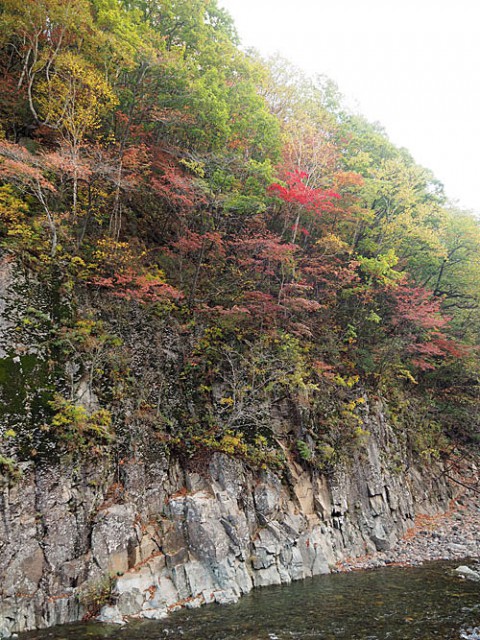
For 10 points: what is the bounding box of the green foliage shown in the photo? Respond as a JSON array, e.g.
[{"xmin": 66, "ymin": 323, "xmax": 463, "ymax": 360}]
[
  {"xmin": 0, "ymin": 0, "xmax": 478, "ymax": 474},
  {"xmin": 358, "ymin": 250, "xmax": 403, "ymax": 286},
  {"xmin": 297, "ymin": 439, "xmax": 313, "ymax": 462},
  {"xmin": 78, "ymin": 573, "xmax": 115, "ymax": 617},
  {"xmin": 47, "ymin": 395, "xmax": 113, "ymax": 451},
  {"xmin": 0, "ymin": 453, "xmax": 22, "ymax": 483}
]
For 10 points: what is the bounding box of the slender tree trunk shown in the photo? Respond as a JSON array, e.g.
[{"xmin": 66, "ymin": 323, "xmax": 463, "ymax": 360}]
[{"xmin": 188, "ymin": 239, "xmax": 206, "ymax": 309}]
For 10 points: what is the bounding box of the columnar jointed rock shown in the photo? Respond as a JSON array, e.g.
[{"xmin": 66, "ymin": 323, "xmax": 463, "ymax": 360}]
[{"xmin": 0, "ymin": 416, "xmax": 455, "ymax": 637}]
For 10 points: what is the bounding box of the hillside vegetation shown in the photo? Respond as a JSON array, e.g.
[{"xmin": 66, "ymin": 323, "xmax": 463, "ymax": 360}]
[{"xmin": 0, "ymin": 0, "xmax": 479, "ymax": 477}]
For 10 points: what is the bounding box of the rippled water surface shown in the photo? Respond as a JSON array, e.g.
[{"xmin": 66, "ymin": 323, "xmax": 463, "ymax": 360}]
[{"xmin": 22, "ymin": 561, "xmax": 480, "ymax": 640}]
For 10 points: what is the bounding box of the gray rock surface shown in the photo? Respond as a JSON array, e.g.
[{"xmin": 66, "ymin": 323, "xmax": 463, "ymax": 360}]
[
  {"xmin": 0, "ymin": 422, "xmax": 456, "ymax": 637},
  {"xmin": 0, "ymin": 252, "xmax": 469, "ymax": 638},
  {"xmin": 455, "ymin": 565, "xmax": 480, "ymax": 581}
]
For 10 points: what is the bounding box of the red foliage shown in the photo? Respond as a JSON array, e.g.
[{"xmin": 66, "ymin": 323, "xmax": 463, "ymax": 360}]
[
  {"xmin": 332, "ymin": 171, "xmax": 364, "ymax": 189},
  {"xmin": 313, "ymin": 359, "xmax": 336, "ymax": 380},
  {"xmin": 149, "ymin": 147, "xmax": 203, "ymax": 210},
  {"xmin": 122, "ymin": 144, "xmax": 150, "ymax": 172},
  {"xmin": 242, "ymin": 291, "xmax": 282, "ymax": 316},
  {"xmin": 390, "ymin": 282, "xmax": 465, "ymax": 369},
  {"xmin": 268, "ymin": 170, "xmax": 340, "ymax": 213},
  {"xmin": 0, "ymin": 141, "xmax": 56, "ymax": 192},
  {"xmin": 282, "ymin": 296, "xmax": 322, "ymax": 313},
  {"xmin": 171, "ymin": 230, "xmax": 204, "ymax": 254},
  {"xmin": 172, "ymin": 230, "xmax": 226, "ymax": 257},
  {"xmin": 233, "ymin": 233, "xmax": 297, "ymax": 270},
  {"xmin": 92, "ymin": 270, "xmax": 183, "ymax": 304},
  {"xmin": 408, "ymin": 333, "xmax": 466, "ymax": 371},
  {"xmin": 302, "ymin": 256, "xmax": 360, "ymax": 302},
  {"xmin": 280, "ymin": 282, "xmax": 322, "ymax": 313},
  {"xmin": 392, "ymin": 284, "xmax": 450, "ymax": 331}
]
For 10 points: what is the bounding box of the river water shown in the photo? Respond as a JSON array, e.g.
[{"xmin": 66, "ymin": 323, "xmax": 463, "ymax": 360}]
[{"xmin": 21, "ymin": 561, "xmax": 480, "ymax": 640}]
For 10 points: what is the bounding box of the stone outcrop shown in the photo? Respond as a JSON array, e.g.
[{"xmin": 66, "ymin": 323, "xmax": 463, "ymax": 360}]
[
  {"xmin": 455, "ymin": 565, "xmax": 480, "ymax": 582},
  {"xmin": 0, "ymin": 415, "xmax": 453, "ymax": 638}
]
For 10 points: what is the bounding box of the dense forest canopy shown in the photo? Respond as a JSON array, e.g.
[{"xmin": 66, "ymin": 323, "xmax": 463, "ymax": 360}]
[{"xmin": 0, "ymin": 0, "xmax": 478, "ymax": 476}]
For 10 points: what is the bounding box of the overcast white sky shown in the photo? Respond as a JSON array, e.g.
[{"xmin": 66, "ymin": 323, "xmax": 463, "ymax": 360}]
[{"xmin": 220, "ymin": 0, "xmax": 480, "ymax": 214}]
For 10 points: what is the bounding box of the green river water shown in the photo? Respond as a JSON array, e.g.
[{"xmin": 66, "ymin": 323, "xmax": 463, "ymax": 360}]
[{"xmin": 20, "ymin": 561, "xmax": 479, "ymax": 640}]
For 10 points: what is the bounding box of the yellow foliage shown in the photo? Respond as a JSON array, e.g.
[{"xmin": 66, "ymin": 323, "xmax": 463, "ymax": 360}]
[
  {"xmin": 315, "ymin": 233, "xmax": 350, "ymax": 255},
  {"xmin": 48, "ymin": 395, "xmax": 113, "ymax": 449},
  {"xmin": 0, "ymin": 185, "xmax": 28, "ymax": 227},
  {"xmin": 334, "ymin": 374, "xmax": 360, "ymax": 388},
  {"xmin": 92, "ymin": 238, "xmax": 145, "ymax": 274},
  {"xmin": 36, "ymin": 51, "xmax": 118, "ymax": 143}
]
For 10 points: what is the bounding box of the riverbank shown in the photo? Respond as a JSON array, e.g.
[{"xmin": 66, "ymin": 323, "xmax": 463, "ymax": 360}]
[
  {"xmin": 336, "ymin": 484, "xmax": 480, "ymax": 572},
  {"xmin": 0, "ymin": 442, "xmax": 474, "ymax": 638},
  {"xmin": 17, "ymin": 560, "xmax": 480, "ymax": 640}
]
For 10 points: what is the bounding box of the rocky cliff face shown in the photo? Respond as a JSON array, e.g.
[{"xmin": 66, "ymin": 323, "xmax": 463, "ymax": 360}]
[
  {"xmin": 0, "ymin": 259, "xmax": 456, "ymax": 637},
  {"xmin": 0, "ymin": 414, "xmax": 452, "ymax": 638}
]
